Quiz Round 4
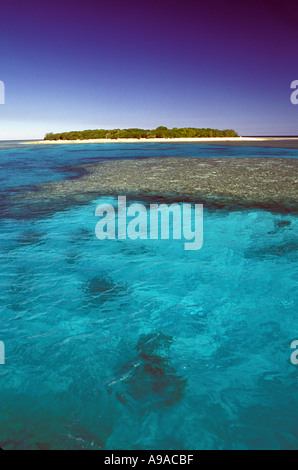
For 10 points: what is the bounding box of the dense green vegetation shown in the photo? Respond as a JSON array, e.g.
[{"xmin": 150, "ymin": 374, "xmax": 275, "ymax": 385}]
[{"xmin": 44, "ymin": 126, "xmax": 238, "ymax": 140}]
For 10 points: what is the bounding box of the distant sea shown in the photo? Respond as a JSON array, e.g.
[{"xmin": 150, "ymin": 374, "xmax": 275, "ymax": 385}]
[{"xmin": 0, "ymin": 141, "xmax": 297, "ymax": 450}]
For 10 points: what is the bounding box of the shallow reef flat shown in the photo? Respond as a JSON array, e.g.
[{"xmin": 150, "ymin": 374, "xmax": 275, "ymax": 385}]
[
  {"xmin": 16, "ymin": 157, "xmax": 298, "ymax": 215},
  {"xmin": 206, "ymin": 139, "xmax": 298, "ymax": 149}
]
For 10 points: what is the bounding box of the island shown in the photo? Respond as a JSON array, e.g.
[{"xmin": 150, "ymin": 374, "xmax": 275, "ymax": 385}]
[{"xmin": 44, "ymin": 126, "xmax": 239, "ymax": 141}]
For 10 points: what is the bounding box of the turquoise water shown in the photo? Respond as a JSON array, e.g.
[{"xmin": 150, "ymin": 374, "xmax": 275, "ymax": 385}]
[{"xmin": 0, "ymin": 143, "xmax": 297, "ymax": 450}]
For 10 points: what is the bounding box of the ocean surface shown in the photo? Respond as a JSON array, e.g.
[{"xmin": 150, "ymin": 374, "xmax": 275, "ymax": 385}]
[{"xmin": 0, "ymin": 142, "xmax": 297, "ymax": 450}]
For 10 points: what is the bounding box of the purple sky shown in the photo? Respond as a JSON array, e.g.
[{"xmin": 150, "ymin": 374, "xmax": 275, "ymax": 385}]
[{"xmin": 1, "ymin": 0, "xmax": 298, "ymax": 138}]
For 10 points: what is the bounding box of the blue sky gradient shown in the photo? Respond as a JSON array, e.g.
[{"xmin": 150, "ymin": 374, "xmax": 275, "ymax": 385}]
[{"xmin": 1, "ymin": 0, "xmax": 298, "ymax": 139}]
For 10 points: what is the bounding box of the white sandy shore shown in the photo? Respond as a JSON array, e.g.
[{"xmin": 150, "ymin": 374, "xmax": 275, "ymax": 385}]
[{"xmin": 25, "ymin": 137, "xmax": 298, "ymax": 145}]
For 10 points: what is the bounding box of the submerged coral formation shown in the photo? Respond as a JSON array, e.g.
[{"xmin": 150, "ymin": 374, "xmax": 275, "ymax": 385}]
[{"xmin": 14, "ymin": 157, "xmax": 298, "ymax": 215}]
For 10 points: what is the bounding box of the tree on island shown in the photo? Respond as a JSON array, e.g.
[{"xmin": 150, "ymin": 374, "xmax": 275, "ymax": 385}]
[{"xmin": 44, "ymin": 127, "xmax": 238, "ymax": 141}]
